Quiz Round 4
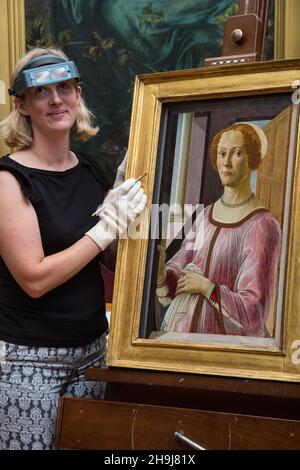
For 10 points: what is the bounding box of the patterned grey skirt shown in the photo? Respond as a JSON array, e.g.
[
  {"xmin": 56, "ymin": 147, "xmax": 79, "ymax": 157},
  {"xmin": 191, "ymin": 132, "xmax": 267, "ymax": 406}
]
[{"xmin": 0, "ymin": 333, "xmax": 106, "ymax": 450}]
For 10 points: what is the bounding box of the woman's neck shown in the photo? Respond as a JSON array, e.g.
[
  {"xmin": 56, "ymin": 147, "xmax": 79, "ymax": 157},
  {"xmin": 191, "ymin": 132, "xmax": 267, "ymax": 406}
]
[
  {"xmin": 14, "ymin": 130, "xmax": 77, "ymax": 171},
  {"xmin": 213, "ymin": 181, "xmax": 265, "ymax": 224},
  {"xmin": 221, "ymin": 182, "xmax": 252, "ymax": 205},
  {"xmin": 30, "ymin": 142, "xmax": 71, "ymax": 170}
]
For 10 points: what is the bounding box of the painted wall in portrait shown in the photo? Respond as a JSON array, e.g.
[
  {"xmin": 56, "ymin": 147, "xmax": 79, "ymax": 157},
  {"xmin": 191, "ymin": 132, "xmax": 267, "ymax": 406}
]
[{"xmin": 25, "ymin": 0, "xmax": 275, "ymax": 184}]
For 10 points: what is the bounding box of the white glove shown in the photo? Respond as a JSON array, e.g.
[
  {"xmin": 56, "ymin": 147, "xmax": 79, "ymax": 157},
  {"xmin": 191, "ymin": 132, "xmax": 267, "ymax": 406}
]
[
  {"xmin": 85, "ymin": 178, "xmax": 147, "ymax": 251},
  {"xmin": 113, "ymin": 151, "xmax": 128, "ymax": 188}
]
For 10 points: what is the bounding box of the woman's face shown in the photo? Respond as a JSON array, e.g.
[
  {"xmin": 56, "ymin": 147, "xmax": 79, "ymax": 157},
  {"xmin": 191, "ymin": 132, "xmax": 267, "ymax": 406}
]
[
  {"xmin": 216, "ymin": 130, "xmax": 251, "ymax": 188},
  {"xmin": 16, "ymin": 79, "xmax": 81, "ymax": 137}
]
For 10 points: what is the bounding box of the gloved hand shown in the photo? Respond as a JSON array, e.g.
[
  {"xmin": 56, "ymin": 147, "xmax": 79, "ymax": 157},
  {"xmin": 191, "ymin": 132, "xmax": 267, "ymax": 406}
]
[
  {"xmin": 113, "ymin": 151, "xmax": 128, "ymax": 188},
  {"xmin": 85, "ymin": 178, "xmax": 147, "ymax": 251}
]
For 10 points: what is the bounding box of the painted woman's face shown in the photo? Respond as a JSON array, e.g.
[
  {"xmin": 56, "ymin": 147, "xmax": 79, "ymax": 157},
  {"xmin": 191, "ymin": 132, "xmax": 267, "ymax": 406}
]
[{"xmin": 216, "ymin": 130, "xmax": 251, "ymax": 188}]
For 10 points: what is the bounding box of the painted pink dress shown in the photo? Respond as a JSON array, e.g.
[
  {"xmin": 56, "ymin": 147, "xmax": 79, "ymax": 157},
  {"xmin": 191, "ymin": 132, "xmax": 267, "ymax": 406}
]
[{"xmin": 163, "ymin": 205, "xmax": 281, "ymax": 336}]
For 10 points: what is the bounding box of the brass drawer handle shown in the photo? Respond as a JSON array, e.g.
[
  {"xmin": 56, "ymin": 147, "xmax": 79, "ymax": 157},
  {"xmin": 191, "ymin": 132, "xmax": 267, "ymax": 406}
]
[{"xmin": 175, "ymin": 431, "xmax": 206, "ymax": 450}]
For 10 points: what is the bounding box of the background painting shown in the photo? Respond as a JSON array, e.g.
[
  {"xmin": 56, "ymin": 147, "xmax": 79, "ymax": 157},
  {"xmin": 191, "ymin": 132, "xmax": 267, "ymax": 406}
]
[{"xmin": 25, "ymin": 0, "xmax": 275, "ymax": 184}]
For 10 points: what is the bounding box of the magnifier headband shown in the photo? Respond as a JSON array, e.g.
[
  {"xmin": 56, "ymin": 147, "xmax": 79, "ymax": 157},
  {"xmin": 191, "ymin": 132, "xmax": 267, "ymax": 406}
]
[{"xmin": 9, "ymin": 55, "xmax": 80, "ymax": 97}]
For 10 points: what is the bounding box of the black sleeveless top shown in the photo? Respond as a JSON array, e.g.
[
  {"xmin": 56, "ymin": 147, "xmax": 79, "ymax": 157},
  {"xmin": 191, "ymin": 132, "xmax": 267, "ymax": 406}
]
[{"xmin": 0, "ymin": 152, "xmax": 110, "ymax": 347}]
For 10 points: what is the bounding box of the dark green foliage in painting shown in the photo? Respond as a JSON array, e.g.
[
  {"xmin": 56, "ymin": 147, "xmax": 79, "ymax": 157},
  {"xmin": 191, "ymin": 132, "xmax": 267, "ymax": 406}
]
[
  {"xmin": 139, "ymin": 2, "xmax": 165, "ymax": 30},
  {"xmin": 216, "ymin": 2, "xmax": 239, "ymax": 29},
  {"xmin": 25, "ymin": 0, "xmax": 274, "ymax": 184}
]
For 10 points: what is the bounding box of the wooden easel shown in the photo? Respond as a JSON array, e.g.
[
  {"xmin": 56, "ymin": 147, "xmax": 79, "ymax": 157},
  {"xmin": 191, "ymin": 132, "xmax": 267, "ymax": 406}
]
[
  {"xmin": 55, "ymin": 1, "xmax": 300, "ymax": 450},
  {"xmin": 205, "ymin": 0, "xmax": 269, "ymax": 66}
]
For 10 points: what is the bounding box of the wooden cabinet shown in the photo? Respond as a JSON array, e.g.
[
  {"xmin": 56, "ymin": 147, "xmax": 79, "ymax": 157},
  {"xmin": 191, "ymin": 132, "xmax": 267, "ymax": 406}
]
[
  {"xmin": 54, "ymin": 369, "xmax": 300, "ymax": 450},
  {"xmin": 55, "ymin": 397, "xmax": 300, "ymax": 450}
]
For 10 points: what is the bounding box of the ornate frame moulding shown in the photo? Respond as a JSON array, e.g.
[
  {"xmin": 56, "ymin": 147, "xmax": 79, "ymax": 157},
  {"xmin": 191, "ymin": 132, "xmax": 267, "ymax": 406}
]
[{"xmin": 107, "ymin": 58, "xmax": 300, "ymax": 382}]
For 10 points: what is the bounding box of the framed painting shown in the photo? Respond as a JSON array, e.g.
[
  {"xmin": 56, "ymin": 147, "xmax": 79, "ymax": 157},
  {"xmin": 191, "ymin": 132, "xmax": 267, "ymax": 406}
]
[{"xmin": 107, "ymin": 59, "xmax": 300, "ymax": 382}]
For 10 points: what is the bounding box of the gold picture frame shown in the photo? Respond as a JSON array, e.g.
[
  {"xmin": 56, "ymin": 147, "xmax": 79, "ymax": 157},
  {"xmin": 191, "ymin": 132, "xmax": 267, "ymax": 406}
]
[{"xmin": 107, "ymin": 59, "xmax": 300, "ymax": 382}]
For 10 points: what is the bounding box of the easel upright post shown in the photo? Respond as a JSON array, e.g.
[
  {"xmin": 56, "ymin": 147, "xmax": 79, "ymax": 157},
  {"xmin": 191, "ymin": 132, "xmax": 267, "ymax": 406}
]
[{"xmin": 205, "ymin": 0, "xmax": 269, "ymax": 66}]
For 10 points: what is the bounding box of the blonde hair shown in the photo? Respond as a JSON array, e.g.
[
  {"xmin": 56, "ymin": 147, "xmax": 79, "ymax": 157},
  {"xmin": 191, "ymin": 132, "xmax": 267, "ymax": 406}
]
[{"xmin": 0, "ymin": 47, "xmax": 99, "ymax": 149}]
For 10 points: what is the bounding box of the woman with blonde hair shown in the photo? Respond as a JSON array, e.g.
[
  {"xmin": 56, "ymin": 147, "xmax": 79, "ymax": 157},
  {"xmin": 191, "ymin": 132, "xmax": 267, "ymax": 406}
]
[
  {"xmin": 157, "ymin": 122, "xmax": 281, "ymax": 337},
  {"xmin": 0, "ymin": 47, "xmax": 146, "ymax": 450}
]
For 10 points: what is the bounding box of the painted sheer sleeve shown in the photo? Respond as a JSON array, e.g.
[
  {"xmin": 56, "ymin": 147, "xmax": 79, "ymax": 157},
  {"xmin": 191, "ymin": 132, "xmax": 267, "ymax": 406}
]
[
  {"xmin": 164, "ymin": 215, "xmax": 200, "ymax": 299},
  {"xmin": 211, "ymin": 215, "xmax": 282, "ymax": 336}
]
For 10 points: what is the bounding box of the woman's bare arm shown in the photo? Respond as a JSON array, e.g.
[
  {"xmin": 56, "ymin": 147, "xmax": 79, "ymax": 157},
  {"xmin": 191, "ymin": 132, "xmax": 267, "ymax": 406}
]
[{"xmin": 0, "ymin": 171, "xmax": 101, "ymax": 298}]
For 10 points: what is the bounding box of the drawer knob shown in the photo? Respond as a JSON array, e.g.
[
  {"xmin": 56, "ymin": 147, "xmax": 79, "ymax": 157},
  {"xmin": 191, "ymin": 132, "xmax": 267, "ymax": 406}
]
[{"xmin": 174, "ymin": 431, "xmax": 206, "ymax": 450}]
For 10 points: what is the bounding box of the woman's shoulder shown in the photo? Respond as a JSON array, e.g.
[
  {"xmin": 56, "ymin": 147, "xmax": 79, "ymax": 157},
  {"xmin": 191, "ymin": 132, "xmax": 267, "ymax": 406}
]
[
  {"xmin": 0, "ymin": 153, "xmax": 30, "ymax": 170},
  {"xmin": 0, "ymin": 154, "xmax": 12, "ymax": 164},
  {"xmin": 250, "ymin": 208, "xmax": 280, "ymax": 226},
  {"xmin": 76, "ymin": 151, "xmax": 110, "ymax": 191},
  {"xmin": 245, "ymin": 209, "xmax": 282, "ymax": 243},
  {"xmin": 0, "ymin": 162, "xmax": 20, "ymax": 184},
  {"xmin": 76, "ymin": 151, "xmax": 97, "ymax": 165},
  {"xmin": 0, "ymin": 154, "xmax": 34, "ymax": 200},
  {"xmin": 203, "ymin": 204, "xmax": 213, "ymax": 217},
  {"xmin": 76, "ymin": 151, "xmax": 103, "ymax": 171},
  {"xmin": 0, "ymin": 154, "xmax": 29, "ymax": 175},
  {"xmin": 191, "ymin": 204, "xmax": 212, "ymax": 226}
]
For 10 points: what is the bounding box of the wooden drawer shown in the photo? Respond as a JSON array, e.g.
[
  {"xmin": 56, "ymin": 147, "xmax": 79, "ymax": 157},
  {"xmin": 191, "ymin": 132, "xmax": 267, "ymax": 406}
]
[{"xmin": 55, "ymin": 397, "xmax": 300, "ymax": 450}]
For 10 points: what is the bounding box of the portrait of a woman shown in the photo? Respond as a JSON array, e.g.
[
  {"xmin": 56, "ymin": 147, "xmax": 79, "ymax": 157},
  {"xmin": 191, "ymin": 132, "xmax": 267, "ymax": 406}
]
[{"xmin": 156, "ymin": 122, "xmax": 282, "ymax": 337}]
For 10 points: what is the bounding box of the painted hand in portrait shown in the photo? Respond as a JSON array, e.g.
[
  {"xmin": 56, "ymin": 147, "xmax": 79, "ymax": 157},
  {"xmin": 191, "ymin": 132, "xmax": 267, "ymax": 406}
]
[{"xmin": 156, "ymin": 123, "xmax": 281, "ymax": 338}]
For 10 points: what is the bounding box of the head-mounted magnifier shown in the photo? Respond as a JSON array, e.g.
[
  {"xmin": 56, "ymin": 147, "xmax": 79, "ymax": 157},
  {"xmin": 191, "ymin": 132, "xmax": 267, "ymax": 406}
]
[{"xmin": 9, "ymin": 54, "xmax": 80, "ymax": 97}]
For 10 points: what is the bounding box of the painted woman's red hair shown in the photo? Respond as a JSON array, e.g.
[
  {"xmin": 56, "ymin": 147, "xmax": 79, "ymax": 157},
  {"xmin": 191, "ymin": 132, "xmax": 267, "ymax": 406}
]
[{"xmin": 210, "ymin": 123, "xmax": 262, "ymax": 171}]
